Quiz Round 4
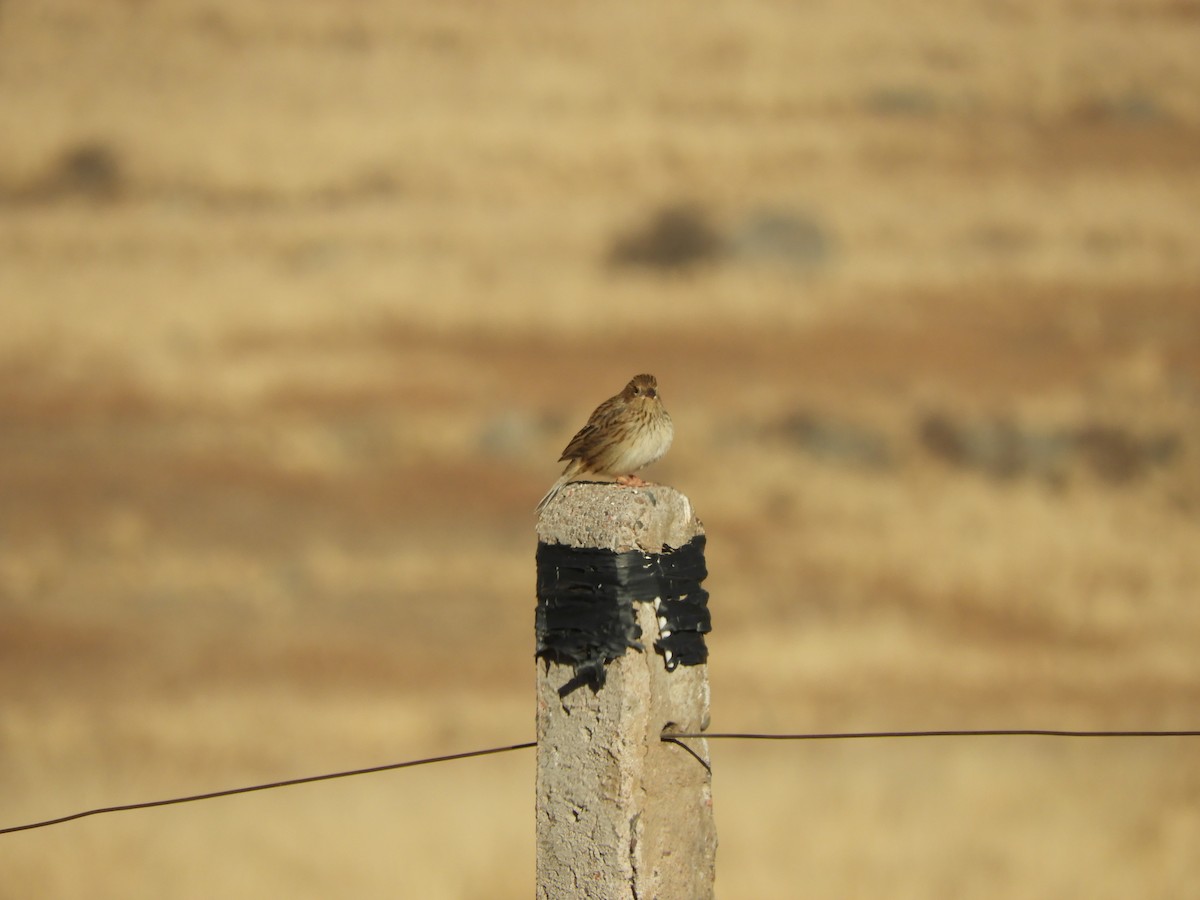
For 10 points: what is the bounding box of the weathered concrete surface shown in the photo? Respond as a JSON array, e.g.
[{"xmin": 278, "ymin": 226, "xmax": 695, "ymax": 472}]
[{"xmin": 536, "ymin": 482, "xmax": 716, "ymax": 900}]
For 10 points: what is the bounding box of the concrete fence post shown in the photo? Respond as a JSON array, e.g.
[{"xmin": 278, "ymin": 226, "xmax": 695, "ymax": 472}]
[{"xmin": 535, "ymin": 482, "xmax": 716, "ymax": 899}]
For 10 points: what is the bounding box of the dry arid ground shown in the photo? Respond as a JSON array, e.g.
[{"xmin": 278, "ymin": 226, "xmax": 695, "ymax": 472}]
[{"xmin": 2, "ymin": 1, "xmax": 1200, "ymax": 897}]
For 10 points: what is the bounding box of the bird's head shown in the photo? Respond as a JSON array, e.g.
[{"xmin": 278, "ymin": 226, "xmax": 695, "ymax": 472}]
[{"xmin": 623, "ymin": 373, "xmax": 659, "ymax": 402}]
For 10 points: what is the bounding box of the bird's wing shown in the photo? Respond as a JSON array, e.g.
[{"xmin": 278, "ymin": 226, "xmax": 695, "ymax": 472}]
[{"xmin": 559, "ymin": 421, "xmax": 599, "ymax": 462}]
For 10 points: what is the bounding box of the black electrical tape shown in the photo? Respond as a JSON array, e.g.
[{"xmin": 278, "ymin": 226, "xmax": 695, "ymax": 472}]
[
  {"xmin": 647, "ymin": 535, "xmax": 710, "ymax": 672},
  {"xmin": 535, "ymin": 535, "xmax": 711, "ymax": 695}
]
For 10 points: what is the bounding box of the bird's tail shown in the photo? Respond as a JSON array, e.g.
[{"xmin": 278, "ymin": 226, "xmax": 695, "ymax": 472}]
[{"xmin": 535, "ymin": 474, "xmax": 572, "ymax": 513}]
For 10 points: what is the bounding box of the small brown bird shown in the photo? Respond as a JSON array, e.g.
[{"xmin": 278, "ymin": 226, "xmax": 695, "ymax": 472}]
[{"xmin": 536, "ymin": 373, "xmax": 674, "ymax": 512}]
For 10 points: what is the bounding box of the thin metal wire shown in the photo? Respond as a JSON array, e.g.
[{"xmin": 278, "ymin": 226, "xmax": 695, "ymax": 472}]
[
  {"xmin": 664, "ymin": 729, "xmax": 1200, "ymax": 741},
  {"xmin": 7, "ymin": 728, "xmax": 1199, "ymax": 836},
  {"xmin": 0, "ymin": 741, "xmax": 536, "ymax": 836}
]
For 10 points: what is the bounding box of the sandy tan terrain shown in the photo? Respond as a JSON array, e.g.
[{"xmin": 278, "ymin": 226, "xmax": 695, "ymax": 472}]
[{"xmin": 2, "ymin": 0, "xmax": 1199, "ymax": 897}]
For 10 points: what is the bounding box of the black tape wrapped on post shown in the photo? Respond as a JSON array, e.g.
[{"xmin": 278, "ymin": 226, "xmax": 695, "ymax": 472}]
[{"xmin": 536, "ymin": 535, "xmax": 710, "ymax": 695}]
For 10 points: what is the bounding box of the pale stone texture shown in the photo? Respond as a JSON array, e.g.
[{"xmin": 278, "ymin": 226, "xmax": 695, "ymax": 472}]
[{"xmin": 536, "ymin": 482, "xmax": 716, "ymax": 900}]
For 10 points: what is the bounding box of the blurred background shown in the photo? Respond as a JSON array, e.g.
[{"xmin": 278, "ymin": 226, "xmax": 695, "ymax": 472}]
[{"xmin": 2, "ymin": 0, "xmax": 1199, "ymax": 896}]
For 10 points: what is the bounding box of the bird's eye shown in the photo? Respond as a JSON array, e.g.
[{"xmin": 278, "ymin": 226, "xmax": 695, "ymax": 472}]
[{"xmin": 632, "ymin": 386, "xmax": 641, "ymax": 395}]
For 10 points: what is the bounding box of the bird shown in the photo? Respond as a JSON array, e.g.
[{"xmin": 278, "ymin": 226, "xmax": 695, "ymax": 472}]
[{"xmin": 536, "ymin": 373, "xmax": 674, "ymax": 512}]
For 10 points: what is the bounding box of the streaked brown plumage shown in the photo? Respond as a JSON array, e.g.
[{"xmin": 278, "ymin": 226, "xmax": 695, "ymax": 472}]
[{"xmin": 536, "ymin": 373, "xmax": 674, "ymax": 512}]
